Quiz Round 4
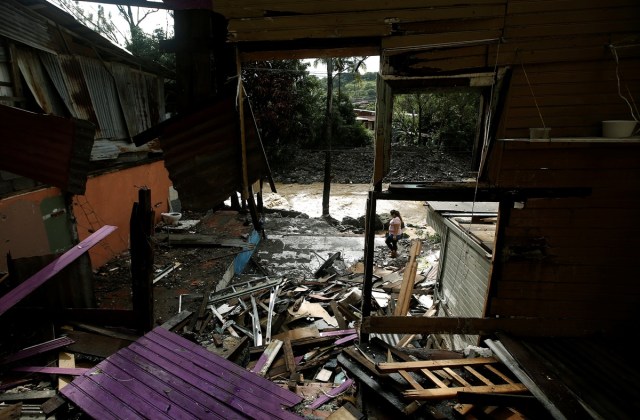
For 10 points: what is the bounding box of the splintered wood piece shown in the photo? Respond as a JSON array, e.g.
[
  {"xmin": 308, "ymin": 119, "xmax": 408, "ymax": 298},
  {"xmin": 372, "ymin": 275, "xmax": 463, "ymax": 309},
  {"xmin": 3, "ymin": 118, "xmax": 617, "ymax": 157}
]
[
  {"xmin": 405, "ymin": 383, "xmax": 529, "ymax": 399},
  {"xmin": 252, "ymin": 339, "xmax": 283, "ymax": 377},
  {"xmin": 58, "ymin": 352, "xmax": 75, "ymax": 390},
  {"xmin": 393, "ymin": 239, "xmax": 422, "ymax": 316},
  {"xmin": 377, "ymin": 357, "xmax": 497, "ymax": 373}
]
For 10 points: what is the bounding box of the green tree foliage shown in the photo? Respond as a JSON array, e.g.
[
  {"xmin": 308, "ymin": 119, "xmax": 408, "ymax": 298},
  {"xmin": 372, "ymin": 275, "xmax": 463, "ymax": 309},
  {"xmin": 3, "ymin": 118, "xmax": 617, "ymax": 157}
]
[
  {"xmin": 393, "ymin": 89, "xmax": 480, "ymax": 151},
  {"xmin": 242, "ymin": 60, "xmax": 323, "ymax": 163},
  {"xmin": 333, "ymin": 93, "xmax": 372, "ymax": 148}
]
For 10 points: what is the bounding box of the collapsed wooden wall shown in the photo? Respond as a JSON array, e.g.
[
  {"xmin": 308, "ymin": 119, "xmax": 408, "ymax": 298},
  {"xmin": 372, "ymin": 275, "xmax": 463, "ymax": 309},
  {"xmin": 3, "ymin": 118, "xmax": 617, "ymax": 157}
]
[{"xmin": 486, "ymin": 140, "xmax": 640, "ymax": 325}]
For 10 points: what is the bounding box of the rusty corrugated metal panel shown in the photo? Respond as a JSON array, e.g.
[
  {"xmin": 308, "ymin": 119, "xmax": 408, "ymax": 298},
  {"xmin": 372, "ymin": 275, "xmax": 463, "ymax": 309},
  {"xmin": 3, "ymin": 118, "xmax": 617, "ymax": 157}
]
[
  {"xmin": 0, "ymin": 0, "xmax": 55, "ymax": 54},
  {"xmin": 60, "ymin": 327, "xmax": 304, "ymax": 419},
  {"xmin": 0, "ymin": 104, "xmax": 95, "ymax": 194},
  {"xmin": 111, "ymin": 63, "xmax": 164, "ymax": 137},
  {"xmin": 39, "ymin": 52, "xmax": 78, "ymax": 118},
  {"xmin": 159, "ymin": 95, "xmax": 270, "ymax": 211},
  {"xmin": 56, "ymin": 54, "xmax": 101, "ymax": 136},
  {"xmin": 14, "ymin": 47, "xmax": 67, "ymax": 115},
  {"xmin": 0, "ymin": 45, "xmax": 14, "ymax": 107},
  {"xmin": 78, "ymin": 57, "xmax": 128, "ymax": 140}
]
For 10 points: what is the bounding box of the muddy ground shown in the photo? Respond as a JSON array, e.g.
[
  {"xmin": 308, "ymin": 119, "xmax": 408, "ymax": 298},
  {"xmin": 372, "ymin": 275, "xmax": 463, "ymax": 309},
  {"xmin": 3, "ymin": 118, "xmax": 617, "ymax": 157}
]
[{"xmin": 94, "ymin": 146, "xmax": 472, "ymax": 325}]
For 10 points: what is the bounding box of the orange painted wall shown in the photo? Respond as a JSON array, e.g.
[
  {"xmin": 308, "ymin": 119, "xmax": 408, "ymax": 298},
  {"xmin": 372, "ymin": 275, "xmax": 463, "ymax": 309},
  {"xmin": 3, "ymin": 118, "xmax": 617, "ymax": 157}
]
[
  {"xmin": 73, "ymin": 160, "xmax": 173, "ymax": 269},
  {"xmin": 0, "ymin": 187, "xmax": 65, "ymax": 272}
]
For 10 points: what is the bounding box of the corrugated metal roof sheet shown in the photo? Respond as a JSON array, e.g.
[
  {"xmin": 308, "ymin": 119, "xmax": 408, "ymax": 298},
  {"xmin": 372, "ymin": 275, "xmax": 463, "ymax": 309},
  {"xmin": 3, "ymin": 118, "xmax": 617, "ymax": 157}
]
[
  {"xmin": 0, "ymin": 0, "xmax": 55, "ymax": 54},
  {"xmin": 0, "ymin": 45, "xmax": 14, "ymax": 107},
  {"xmin": 111, "ymin": 63, "xmax": 164, "ymax": 137},
  {"xmin": 0, "ymin": 104, "xmax": 95, "ymax": 194},
  {"xmin": 60, "ymin": 327, "xmax": 304, "ymax": 420},
  {"xmin": 15, "ymin": 47, "xmax": 67, "ymax": 115},
  {"xmin": 78, "ymin": 57, "xmax": 128, "ymax": 140}
]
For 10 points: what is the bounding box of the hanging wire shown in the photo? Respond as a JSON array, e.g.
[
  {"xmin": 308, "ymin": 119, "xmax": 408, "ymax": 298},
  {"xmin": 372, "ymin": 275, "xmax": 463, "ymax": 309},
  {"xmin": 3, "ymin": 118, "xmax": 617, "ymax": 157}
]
[
  {"xmin": 518, "ymin": 51, "xmax": 546, "ymax": 129},
  {"xmin": 609, "ymin": 44, "xmax": 640, "ymax": 122}
]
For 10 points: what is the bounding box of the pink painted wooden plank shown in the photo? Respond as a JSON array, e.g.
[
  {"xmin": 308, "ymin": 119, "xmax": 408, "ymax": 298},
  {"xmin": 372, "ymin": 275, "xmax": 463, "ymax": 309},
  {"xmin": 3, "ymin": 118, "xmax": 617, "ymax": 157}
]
[
  {"xmin": 13, "ymin": 366, "xmax": 90, "ymax": 375},
  {"xmin": 319, "ymin": 329, "xmax": 357, "ymax": 337},
  {"xmin": 335, "ymin": 334, "xmax": 358, "ymax": 345},
  {"xmin": 308, "ymin": 379, "xmax": 355, "ymax": 410},
  {"xmin": 0, "ymin": 225, "xmax": 117, "ymax": 316},
  {"xmin": 0, "ymin": 337, "xmax": 75, "ymax": 365}
]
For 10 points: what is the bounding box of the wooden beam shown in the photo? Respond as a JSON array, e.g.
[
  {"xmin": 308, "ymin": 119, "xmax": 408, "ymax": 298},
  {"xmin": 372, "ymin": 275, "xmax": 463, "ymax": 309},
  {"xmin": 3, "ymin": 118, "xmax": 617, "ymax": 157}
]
[
  {"xmin": 377, "ymin": 183, "xmax": 591, "ymax": 202},
  {"xmin": 361, "ymin": 316, "xmax": 619, "ymax": 337},
  {"xmin": 0, "ymin": 226, "xmax": 116, "ymax": 317},
  {"xmin": 130, "ymin": 188, "xmax": 154, "ymax": 333}
]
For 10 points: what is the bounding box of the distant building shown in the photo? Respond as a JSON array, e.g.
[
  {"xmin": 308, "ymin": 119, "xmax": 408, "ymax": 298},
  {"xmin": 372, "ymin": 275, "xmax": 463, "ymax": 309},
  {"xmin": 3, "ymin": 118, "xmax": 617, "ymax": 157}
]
[{"xmin": 354, "ymin": 108, "xmax": 376, "ymax": 130}]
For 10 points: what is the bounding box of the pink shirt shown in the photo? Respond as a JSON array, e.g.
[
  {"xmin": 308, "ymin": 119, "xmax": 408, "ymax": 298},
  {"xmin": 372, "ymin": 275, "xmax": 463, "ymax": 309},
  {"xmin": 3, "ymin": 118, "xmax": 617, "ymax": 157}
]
[{"xmin": 389, "ymin": 216, "xmax": 402, "ymax": 236}]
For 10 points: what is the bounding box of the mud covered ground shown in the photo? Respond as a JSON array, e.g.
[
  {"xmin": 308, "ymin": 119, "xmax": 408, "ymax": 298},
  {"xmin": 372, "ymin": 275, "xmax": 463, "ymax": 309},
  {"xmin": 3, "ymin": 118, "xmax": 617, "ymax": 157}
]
[{"xmin": 94, "ymin": 146, "xmax": 471, "ymax": 324}]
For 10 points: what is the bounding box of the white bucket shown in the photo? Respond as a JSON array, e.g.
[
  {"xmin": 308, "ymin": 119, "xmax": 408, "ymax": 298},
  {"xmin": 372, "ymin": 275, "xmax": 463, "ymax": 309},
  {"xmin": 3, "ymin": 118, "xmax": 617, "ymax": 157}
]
[{"xmin": 602, "ymin": 120, "xmax": 637, "ymax": 138}]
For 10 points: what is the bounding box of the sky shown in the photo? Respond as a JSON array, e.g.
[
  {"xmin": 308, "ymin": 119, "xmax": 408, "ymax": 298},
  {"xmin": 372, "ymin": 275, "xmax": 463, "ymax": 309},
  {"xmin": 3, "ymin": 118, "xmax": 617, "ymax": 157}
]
[{"xmin": 47, "ymin": 1, "xmax": 380, "ymax": 74}]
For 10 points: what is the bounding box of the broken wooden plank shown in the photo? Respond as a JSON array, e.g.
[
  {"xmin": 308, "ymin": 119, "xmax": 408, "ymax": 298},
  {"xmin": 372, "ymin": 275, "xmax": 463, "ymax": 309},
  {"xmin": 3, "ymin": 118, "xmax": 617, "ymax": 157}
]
[
  {"xmin": 65, "ymin": 330, "xmax": 131, "ymax": 359},
  {"xmin": 377, "ymin": 357, "xmax": 497, "ymax": 373},
  {"xmin": 153, "ymin": 262, "xmax": 181, "ymax": 284},
  {"xmin": 456, "ymin": 392, "xmax": 545, "ymax": 419},
  {"xmin": 66, "ymin": 322, "xmax": 139, "ymax": 342},
  {"xmin": 405, "ymin": 383, "xmax": 529, "ymax": 400},
  {"xmin": 326, "ymin": 402, "xmax": 365, "ymax": 420},
  {"xmin": 41, "ymin": 395, "xmax": 67, "ymax": 416},
  {"xmin": 155, "ymin": 233, "xmax": 254, "ymax": 249},
  {"xmin": 319, "ymin": 329, "xmax": 357, "ymax": 337},
  {"xmin": 0, "ymin": 390, "xmax": 57, "ymax": 402},
  {"xmin": 12, "ymin": 366, "xmax": 90, "ymax": 376},
  {"xmin": 308, "ymin": 379, "xmax": 354, "ymax": 410},
  {"xmin": 58, "ymin": 352, "xmax": 75, "ymax": 389},
  {"xmin": 337, "ymin": 354, "xmax": 417, "ymax": 415},
  {"xmin": 330, "ymin": 301, "xmax": 348, "ymax": 329},
  {"xmin": 252, "ymin": 339, "xmax": 283, "ymax": 377},
  {"xmin": 0, "ymin": 225, "xmax": 117, "ymax": 316},
  {"xmin": 0, "ymin": 337, "xmax": 74, "ymax": 365},
  {"xmin": 160, "ymin": 310, "xmax": 193, "ymax": 331},
  {"xmin": 335, "ymin": 334, "xmax": 358, "ymax": 346},
  {"xmin": 393, "ymin": 239, "xmax": 422, "ymax": 316},
  {"xmin": 0, "ymin": 402, "xmax": 21, "ymax": 419}
]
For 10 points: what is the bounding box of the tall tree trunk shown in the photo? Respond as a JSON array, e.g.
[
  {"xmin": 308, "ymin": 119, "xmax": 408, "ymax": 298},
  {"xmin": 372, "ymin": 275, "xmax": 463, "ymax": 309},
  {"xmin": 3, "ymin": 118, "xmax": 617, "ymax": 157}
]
[
  {"xmin": 417, "ymin": 93, "xmax": 424, "ymax": 146},
  {"xmin": 322, "ymin": 59, "xmax": 334, "ymax": 217}
]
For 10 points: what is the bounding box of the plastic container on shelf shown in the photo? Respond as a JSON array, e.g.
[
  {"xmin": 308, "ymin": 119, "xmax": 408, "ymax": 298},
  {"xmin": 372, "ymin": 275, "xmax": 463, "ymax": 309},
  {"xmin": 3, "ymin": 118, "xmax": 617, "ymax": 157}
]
[{"xmin": 602, "ymin": 120, "xmax": 637, "ymax": 138}]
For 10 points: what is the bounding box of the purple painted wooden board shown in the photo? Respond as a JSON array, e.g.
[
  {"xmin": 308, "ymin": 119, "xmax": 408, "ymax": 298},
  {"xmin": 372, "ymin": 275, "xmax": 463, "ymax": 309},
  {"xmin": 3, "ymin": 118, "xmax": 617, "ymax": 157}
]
[
  {"xmin": 0, "ymin": 225, "xmax": 117, "ymax": 316},
  {"xmin": 99, "ymin": 355, "xmax": 221, "ymax": 419},
  {"xmin": 122, "ymin": 344, "xmax": 273, "ymax": 419},
  {"xmin": 319, "ymin": 329, "xmax": 357, "ymax": 337},
  {"xmin": 335, "ymin": 334, "xmax": 358, "ymax": 345},
  {"xmin": 0, "ymin": 337, "xmax": 75, "ymax": 365},
  {"xmin": 152, "ymin": 327, "xmax": 302, "ymax": 405},
  {"xmin": 127, "ymin": 338, "xmax": 293, "ymax": 419},
  {"xmin": 60, "ymin": 327, "xmax": 304, "ymax": 420},
  {"xmin": 13, "ymin": 366, "xmax": 89, "ymax": 375}
]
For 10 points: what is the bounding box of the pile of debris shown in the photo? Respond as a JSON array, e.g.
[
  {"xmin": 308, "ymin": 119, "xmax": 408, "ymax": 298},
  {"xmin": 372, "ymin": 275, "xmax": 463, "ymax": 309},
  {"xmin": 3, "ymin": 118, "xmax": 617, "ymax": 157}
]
[{"xmin": 0, "ymin": 211, "xmax": 536, "ymax": 419}]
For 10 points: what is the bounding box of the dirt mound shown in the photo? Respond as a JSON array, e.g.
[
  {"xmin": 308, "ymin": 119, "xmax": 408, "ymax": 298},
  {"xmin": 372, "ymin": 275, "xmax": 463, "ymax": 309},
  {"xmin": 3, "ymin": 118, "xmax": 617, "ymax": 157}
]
[{"xmin": 270, "ymin": 146, "xmax": 474, "ymax": 184}]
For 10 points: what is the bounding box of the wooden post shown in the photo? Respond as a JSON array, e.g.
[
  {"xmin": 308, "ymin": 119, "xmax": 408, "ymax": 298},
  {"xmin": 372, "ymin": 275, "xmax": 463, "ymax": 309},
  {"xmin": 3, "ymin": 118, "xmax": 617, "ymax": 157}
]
[
  {"xmin": 130, "ymin": 188, "xmax": 154, "ymax": 333},
  {"xmin": 360, "ymin": 191, "xmax": 377, "ymax": 343}
]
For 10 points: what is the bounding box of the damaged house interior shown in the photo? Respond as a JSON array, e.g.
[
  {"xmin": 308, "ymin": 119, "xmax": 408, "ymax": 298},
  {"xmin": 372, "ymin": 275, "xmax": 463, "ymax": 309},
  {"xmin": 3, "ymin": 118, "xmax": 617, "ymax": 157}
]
[{"xmin": 1, "ymin": 0, "xmax": 639, "ymax": 419}]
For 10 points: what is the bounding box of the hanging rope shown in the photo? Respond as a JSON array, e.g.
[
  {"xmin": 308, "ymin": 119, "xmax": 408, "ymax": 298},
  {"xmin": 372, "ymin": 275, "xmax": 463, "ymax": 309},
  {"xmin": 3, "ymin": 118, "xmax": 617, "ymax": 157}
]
[{"xmin": 518, "ymin": 51, "xmax": 546, "ymax": 129}]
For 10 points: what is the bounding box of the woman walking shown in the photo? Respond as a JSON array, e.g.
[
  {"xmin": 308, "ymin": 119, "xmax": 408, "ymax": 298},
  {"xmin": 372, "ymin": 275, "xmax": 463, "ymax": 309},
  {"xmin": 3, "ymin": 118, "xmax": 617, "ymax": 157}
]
[{"xmin": 385, "ymin": 210, "xmax": 404, "ymax": 258}]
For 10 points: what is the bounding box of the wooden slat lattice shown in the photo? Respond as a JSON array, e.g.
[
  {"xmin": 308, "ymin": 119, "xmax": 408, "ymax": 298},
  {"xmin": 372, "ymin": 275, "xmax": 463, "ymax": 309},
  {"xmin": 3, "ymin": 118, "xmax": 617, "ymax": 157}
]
[{"xmin": 377, "ymin": 357, "xmax": 528, "ymax": 400}]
